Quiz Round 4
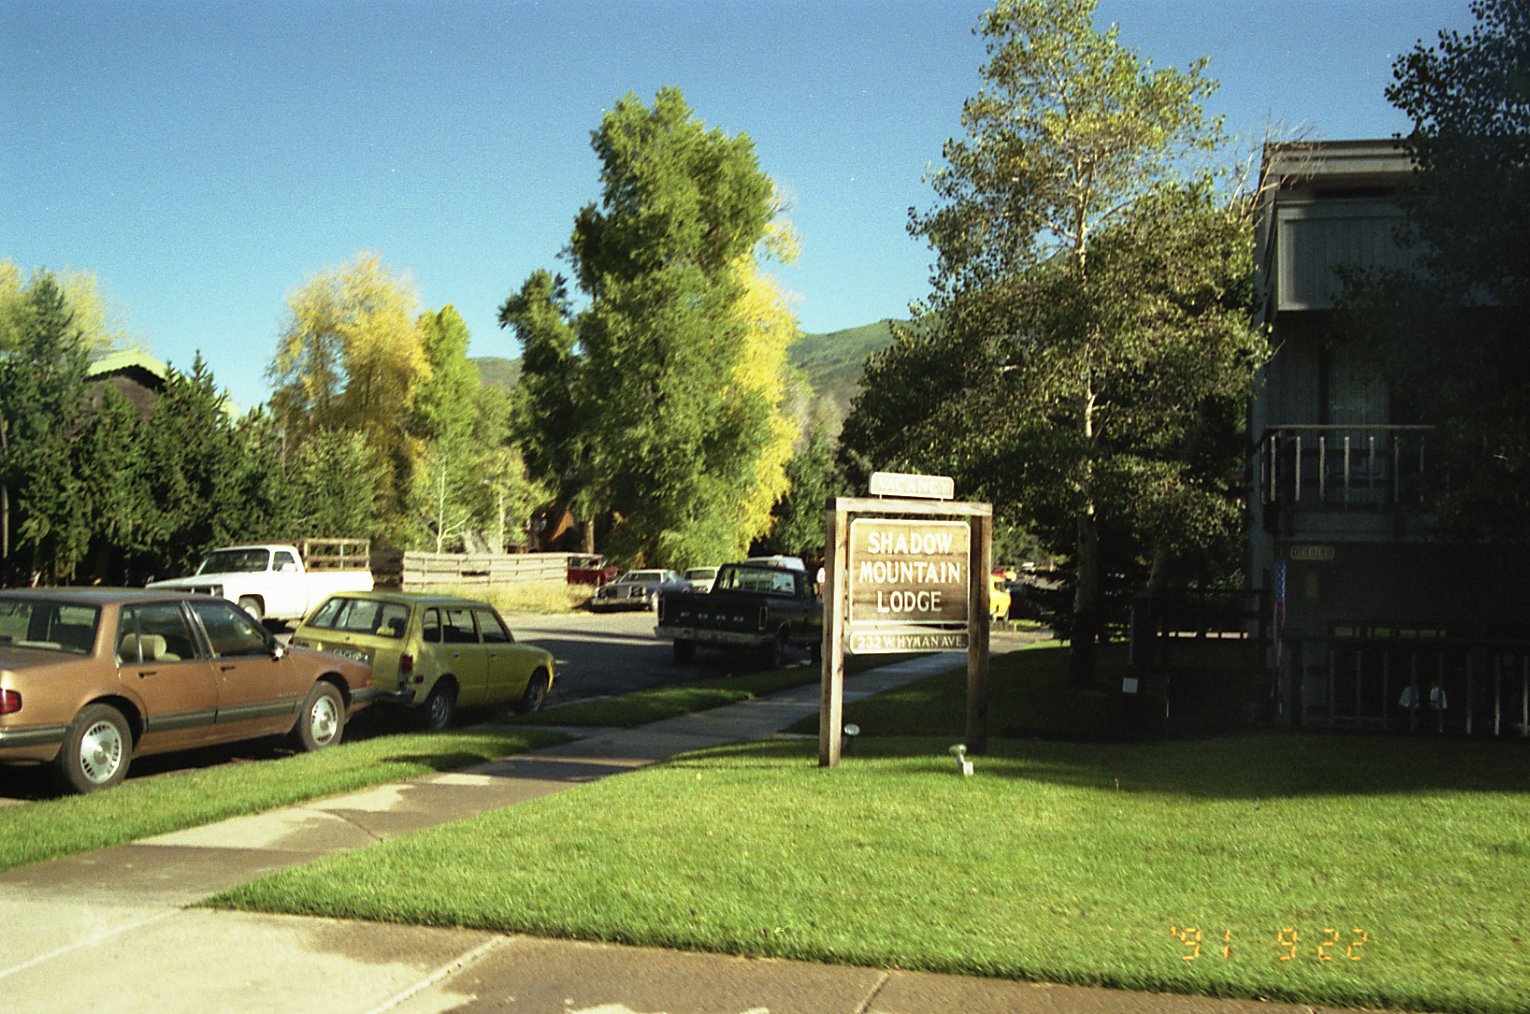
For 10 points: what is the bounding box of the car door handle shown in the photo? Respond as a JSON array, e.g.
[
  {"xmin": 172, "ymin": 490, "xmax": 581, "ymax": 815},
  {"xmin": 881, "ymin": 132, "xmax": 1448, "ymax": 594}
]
[
  {"xmin": 137, "ymin": 669, "xmax": 159, "ymax": 678},
  {"xmin": 219, "ymin": 664, "xmax": 237, "ymax": 673},
  {"xmin": 451, "ymin": 651, "xmax": 461, "ymax": 659}
]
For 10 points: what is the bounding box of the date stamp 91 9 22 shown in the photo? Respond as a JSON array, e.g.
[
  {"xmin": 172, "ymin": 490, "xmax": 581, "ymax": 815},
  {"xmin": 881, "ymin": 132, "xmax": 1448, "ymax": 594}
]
[{"xmin": 1170, "ymin": 926, "xmax": 1371, "ymax": 963}]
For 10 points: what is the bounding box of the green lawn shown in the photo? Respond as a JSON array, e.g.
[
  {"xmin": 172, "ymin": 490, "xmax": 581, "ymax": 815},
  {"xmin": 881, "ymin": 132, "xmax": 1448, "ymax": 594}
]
[
  {"xmin": 0, "ymin": 726, "xmax": 569, "ymax": 872},
  {"xmin": 785, "ymin": 640, "xmax": 1136, "ymax": 741},
  {"xmin": 214, "ymin": 647, "xmax": 1530, "ymax": 1014}
]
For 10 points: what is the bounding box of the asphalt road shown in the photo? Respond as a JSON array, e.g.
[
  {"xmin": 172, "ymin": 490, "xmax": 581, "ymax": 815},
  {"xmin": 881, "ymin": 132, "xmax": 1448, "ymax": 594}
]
[{"xmin": 506, "ymin": 605, "xmax": 817, "ymax": 707}]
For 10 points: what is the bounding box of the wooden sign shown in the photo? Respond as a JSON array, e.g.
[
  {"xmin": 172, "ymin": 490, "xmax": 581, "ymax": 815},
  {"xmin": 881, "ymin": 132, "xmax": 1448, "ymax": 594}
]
[
  {"xmin": 819, "ymin": 494, "xmax": 993, "ymax": 768},
  {"xmin": 847, "ymin": 518, "xmax": 969, "ymax": 653},
  {"xmin": 868, "ymin": 471, "xmax": 955, "ymax": 500}
]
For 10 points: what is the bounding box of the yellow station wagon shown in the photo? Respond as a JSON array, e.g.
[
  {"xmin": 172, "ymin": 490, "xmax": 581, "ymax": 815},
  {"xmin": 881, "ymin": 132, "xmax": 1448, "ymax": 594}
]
[{"xmin": 291, "ymin": 591, "xmax": 554, "ymax": 730}]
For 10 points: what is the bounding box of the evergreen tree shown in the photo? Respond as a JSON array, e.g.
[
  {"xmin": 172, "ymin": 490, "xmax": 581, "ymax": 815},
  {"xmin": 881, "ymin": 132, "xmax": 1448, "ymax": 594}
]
[
  {"xmin": 0, "ymin": 274, "xmax": 92, "ymax": 582},
  {"xmin": 76, "ymin": 385, "xmax": 154, "ymax": 582}
]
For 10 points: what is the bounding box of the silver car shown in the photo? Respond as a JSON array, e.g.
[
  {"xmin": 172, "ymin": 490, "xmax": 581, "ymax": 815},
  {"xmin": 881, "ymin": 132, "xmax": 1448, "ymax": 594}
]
[{"xmin": 590, "ymin": 569, "xmax": 689, "ymax": 611}]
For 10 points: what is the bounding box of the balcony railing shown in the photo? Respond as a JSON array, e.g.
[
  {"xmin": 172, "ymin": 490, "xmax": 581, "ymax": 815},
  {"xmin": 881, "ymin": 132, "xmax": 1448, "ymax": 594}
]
[
  {"xmin": 1285, "ymin": 635, "xmax": 1530, "ymax": 738},
  {"xmin": 1260, "ymin": 425, "xmax": 1436, "ymax": 510}
]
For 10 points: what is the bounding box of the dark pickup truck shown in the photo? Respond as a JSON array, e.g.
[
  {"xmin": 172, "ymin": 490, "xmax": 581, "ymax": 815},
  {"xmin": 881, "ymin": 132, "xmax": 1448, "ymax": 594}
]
[{"xmin": 655, "ymin": 561, "xmax": 822, "ymax": 667}]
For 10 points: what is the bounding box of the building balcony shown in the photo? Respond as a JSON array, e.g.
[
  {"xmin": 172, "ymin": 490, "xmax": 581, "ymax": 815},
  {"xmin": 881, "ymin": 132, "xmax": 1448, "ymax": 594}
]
[{"xmin": 1258, "ymin": 425, "xmax": 1437, "ymax": 538}]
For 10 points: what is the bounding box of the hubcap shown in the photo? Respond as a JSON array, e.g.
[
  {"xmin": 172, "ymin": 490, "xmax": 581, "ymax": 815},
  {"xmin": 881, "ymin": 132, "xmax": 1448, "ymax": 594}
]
[
  {"xmin": 79, "ymin": 720, "xmax": 123, "ymax": 784},
  {"xmin": 310, "ymin": 695, "xmax": 338, "ymax": 743}
]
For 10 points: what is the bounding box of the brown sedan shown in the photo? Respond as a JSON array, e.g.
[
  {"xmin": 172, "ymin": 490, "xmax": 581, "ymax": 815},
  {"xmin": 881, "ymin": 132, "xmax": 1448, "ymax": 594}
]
[{"xmin": 0, "ymin": 588, "xmax": 377, "ymax": 793}]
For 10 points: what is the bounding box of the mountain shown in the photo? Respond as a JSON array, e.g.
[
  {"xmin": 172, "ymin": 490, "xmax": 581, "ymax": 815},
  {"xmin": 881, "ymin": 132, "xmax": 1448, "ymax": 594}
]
[
  {"xmin": 474, "ymin": 357, "xmax": 521, "ymax": 389},
  {"xmin": 473, "ymin": 319, "xmax": 901, "ymax": 416},
  {"xmin": 786, "ymin": 319, "xmax": 899, "ymax": 418}
]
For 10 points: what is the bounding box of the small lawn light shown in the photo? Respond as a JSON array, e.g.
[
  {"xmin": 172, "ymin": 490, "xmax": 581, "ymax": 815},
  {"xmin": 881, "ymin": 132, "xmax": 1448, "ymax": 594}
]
[
  {"xmin": 841, "ymin": 723, "xmax": 860, "ymax": 755},
  {"xmin": 948, "ymin": 743, "xmax": 974, "ymax": 776}
]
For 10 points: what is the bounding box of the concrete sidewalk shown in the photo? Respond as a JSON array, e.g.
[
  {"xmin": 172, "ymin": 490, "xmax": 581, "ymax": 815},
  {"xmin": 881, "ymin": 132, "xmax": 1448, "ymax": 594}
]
[{"xmin": 0, "ymin": 654, "xmax": 1355, "ymax": 1014}]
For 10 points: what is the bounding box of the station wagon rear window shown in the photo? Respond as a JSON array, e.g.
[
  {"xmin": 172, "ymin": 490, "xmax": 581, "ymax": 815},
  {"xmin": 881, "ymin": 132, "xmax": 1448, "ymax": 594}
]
[
  {"xmin": 305, "ymin": 597, "xmax": 411, "ymax": 638},
  {"xmin": 0, "ymin": 599, "xmax": 101, "ymax": 655}
]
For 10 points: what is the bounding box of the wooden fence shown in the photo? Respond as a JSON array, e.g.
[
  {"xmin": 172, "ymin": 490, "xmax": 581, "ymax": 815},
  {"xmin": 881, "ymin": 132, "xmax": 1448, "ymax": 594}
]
[
  {"xmin": 371, "ymin": 551, "xmax": 570, "ymax": 591},
  {"xmin": 294, "ymin": 538, "xmax": 372, "ymax": 570}
]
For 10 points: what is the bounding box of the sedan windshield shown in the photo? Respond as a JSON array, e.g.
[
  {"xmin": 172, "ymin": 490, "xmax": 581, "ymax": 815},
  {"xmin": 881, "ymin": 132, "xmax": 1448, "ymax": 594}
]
[{"xmin": 196, "ymin": 548, "xmax": 270, "ymax": 574}]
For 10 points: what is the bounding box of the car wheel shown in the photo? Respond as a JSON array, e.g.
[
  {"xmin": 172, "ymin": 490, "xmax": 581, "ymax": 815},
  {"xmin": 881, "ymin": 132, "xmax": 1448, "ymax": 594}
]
[
  {"xmin": 292, "ymin": 681, "xmax": 345, "ymax": 751},
  {"xmin": 767, "ymin": 630, "xmax": 789, "ymax": 669},
  {"xmin": 673, "ymin": 638, "xmax": 697, "ymax": 663},
  {"xmin": 515, "ymin": 668, "xmax": 550, "ymax": 714},
  {"xmin": 56, "ymin": 703, "xmax": 132, "ymax": 794},
  {"xmin": 237, "ymin": 595, "xmax": 264, "ymax": 621},
  {"xmin": 421, "ymin": 681, "xmax": 457, "ymax": 731}
]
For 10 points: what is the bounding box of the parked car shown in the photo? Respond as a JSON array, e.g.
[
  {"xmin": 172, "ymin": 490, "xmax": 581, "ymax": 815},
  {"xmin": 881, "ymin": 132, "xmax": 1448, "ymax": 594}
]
[
  {"xmin": 291, "ymin": 591, "xmax": 554, "ymax": 730},
  {"xmin": 148, "ymin": 540, "xmax": 373, "ymax": 624},
  {"xmin": 589, "ymin": 569, "xmax": 688, "ymax": 611},
  {"xmin": 656, "ymin": 561, "xmax": 823, "ymax": 667},
  {"xmin": 567, "ymin": 553, "xmax": 618, "ymax": 588},
  {"xmin": 989, "ymin": 573, "xmax": 1012, "ymax": 623},
  {"xmin": 0, "ymin": 588, "xmax": 375, "ymax": 793},
  {"xmin": 682, "ymin": 566, "xmax": 719, "ymax": 593}
]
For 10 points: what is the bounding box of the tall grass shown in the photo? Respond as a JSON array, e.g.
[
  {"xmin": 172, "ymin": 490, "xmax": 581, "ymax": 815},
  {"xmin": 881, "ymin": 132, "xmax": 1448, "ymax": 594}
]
[{"xmin": 413, "ymin": 580, "xmax": 592, "ymax": 614}]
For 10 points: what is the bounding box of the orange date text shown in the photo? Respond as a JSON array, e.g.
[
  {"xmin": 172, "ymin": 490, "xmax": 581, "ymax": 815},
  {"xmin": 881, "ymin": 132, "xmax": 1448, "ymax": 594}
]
[{"xmin": 1169, "ymin": 926, "xmax": 1370, "ymax": 963}]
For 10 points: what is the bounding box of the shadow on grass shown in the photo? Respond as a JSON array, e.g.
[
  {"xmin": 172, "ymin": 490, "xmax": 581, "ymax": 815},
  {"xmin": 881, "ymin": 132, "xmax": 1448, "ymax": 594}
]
[
  {"xmin": 760, "ymin": 640, "xmax": 1530, "ymax": 801},
  {"xmin": 678, "ymin": 733, "xmax": 1530, "ymax": 800},
  {"xmin": 376, "ymin": 752, "xmax": 490, "ymax": 773}
]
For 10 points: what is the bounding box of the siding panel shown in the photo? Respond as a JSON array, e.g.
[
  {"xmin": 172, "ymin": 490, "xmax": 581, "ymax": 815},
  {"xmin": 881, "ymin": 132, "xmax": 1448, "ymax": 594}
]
[{"xmin": 1276, "ymin": 200, "xmax": 1411, "ymax": 310}]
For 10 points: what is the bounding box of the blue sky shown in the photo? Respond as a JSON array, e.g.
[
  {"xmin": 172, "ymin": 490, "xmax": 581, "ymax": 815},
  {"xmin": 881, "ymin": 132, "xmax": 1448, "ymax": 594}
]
[{"xmin": 3, "ymin": 0, "xmax": 1474, "ymax": 410}]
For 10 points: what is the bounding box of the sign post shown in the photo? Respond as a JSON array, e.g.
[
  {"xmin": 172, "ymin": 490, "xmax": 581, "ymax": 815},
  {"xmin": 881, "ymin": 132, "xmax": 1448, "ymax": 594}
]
[{"xmin": 819, "ymin": 474, "xmax": 992, "ymax": 767}]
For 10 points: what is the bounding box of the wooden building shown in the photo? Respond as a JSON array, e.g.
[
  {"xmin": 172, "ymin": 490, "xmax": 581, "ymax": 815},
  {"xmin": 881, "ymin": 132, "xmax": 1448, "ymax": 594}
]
[
  {"xmin": 1249, "ymin": 140, "xmax": 1530, "ymax": 736},
  {"xmin": 86, "ymin": 348, "xmax": 169, "ymax": 419}
]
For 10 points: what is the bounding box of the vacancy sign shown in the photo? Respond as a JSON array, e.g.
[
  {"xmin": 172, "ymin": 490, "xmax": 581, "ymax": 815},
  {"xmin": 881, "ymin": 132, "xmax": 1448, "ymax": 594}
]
[{"xmin": 847, "ymin": 518, "xmax": 970, "ymax": 653}]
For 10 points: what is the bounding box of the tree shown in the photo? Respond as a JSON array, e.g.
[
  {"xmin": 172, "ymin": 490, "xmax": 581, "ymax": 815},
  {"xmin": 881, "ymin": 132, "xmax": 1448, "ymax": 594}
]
[
  {"xmin": 1, "ymin": 259, "xmax": 130, "ymax": 356},
  {"xmin": 758, "ymin": 426, "xmax": 839, "ymax": 561},
  {"xmin": 843, "ymin": 0, "xmax": 1247, "ymax": 684},
  {"xmin": 75, "ymin": 385, "xmax": 154, "ymax": 582},
  {"xmin": 1342, "ymin": 0, "xmax": 1530, "ymax": 539},
  {"xmin": 141, "ymin": 356, "xmax": 269, "ymax": 574},
  {"xmin": 282, "ymin": 429, "xmax": 387, "ymax": 540},
  {"xmin": 506, "ymin": 88, "xmax": 798, "ymax": 567},
  {"xmin": 269, "ymin": 253, "xmax": 429, "ymax": 536},
  {"xmin": 498, "ymin": 270, "xmax": 592, "ymax": 547},
  {"xmin": 0, "ymin": 274, "xmax": 92, "ymax": 582},
  {"xmin": 411, "ymin": 305, "xmax": 480, "ymax": 449},
  {"xmin": 725, "ymin": 204, "xmax": 803, "ymax": 554}
]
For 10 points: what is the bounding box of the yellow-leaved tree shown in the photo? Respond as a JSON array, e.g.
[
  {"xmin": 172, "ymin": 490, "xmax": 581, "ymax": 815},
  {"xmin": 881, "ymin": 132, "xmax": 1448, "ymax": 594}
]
[
  {"xmin": 724, "ymin": 203, "xmax": 801, "ymax": 549},
  {"xmin": 268, "ymin": 252, "xmax": 432, "ymax": 538}
]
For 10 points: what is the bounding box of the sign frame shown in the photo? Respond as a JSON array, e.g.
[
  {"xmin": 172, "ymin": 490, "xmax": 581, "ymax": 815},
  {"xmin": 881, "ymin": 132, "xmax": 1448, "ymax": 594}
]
[{"xmin": 819, "ymin": 493, "xmax": 992, "ymax": 767}]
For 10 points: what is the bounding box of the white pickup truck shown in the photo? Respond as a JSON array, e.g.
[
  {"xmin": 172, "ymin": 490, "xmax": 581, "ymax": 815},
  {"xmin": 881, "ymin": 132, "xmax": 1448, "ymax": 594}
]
[{"xmin": 148, "ymin": 541, "xmax": 374, "ymax": 624}]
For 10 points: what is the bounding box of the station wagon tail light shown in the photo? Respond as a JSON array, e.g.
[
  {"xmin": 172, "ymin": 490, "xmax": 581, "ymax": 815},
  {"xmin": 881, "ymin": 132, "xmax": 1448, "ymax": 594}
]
[
  {"xmin": 0, "ymin": 689, "xmax": 20, "ymax": 715},
  {"xmin": 399, "ymin": 652, "xmax": 417, "ymax": 685}
]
